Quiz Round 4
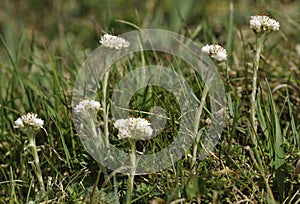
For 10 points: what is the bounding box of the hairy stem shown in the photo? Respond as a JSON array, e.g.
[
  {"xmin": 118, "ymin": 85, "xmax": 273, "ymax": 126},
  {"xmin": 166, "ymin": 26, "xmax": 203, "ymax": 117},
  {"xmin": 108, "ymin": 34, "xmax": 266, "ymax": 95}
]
[
  {"xmin": 250, "ymin": 34, "xmax": 264, "ymax": 144},
  {"xmin": 126, "ymin": 139, "xmax": 137, "ymax": 204},
  {"xmin": 28, "ymin": 134, "xmax": 45, "ymax": 194},
  {"xmin": 250, "ymin": 34, "xmax": 265, "ymax": 170},
  {"xmin": 102, "ymin": 71, "xmax": 110, "ymax": 147}
]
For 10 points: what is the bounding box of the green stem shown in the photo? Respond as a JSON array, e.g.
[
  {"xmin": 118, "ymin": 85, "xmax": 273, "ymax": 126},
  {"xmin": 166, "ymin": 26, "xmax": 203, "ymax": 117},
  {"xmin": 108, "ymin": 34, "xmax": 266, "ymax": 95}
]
[
  {"xmin": 28, "ymin": 133, "xmax": 45, "ymax": 194},
  {"xmin": 225, "ymin": 60, "xmax": 230, "ymax": 92},
  {"xmin": 250, "ymin": 34, "xmax": 265, "ymax": 144},
  {"xmin": 225, "ymin": 60, "xmax": 233, "ymax": 151},
  {"xmin": 191, "ymin": 84, "xmax": 209, "ymax": 174},
  {"xmin": 126, "ymin": 139, "xmax": 137, "ymax": 204}
]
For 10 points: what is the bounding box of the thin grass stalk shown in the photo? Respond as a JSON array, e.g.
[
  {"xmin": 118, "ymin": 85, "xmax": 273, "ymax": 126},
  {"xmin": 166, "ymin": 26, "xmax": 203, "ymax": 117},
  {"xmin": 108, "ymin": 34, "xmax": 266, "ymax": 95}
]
[
  {"xmin": 191, "ymin": 84, "xmax": 209, "ymax": 174},
  {"xmin": 248, "ymin": 146, "xmax": 275, "ymax": 201},
  {"xmin": 90, "ymin": 166, "xmax": 102, "ymax": 204}
]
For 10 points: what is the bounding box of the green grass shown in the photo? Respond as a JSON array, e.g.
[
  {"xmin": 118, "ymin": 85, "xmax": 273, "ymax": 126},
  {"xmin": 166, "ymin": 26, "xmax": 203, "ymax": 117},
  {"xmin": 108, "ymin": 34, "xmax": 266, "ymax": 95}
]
[{"xmin": 1, "ymin": 0, "xmax": 300, "ymax": 203}]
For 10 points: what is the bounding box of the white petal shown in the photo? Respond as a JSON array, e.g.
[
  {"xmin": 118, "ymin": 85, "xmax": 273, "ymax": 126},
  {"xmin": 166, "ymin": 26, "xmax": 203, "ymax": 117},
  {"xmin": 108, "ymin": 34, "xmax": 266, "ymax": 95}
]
[
  {"xmin": 14, "ymin": 118, "xmax": 24, "ymax": 128},
  {"xmin": 34, "ymin": 118, "xmax": 44, "ymax": 128}
]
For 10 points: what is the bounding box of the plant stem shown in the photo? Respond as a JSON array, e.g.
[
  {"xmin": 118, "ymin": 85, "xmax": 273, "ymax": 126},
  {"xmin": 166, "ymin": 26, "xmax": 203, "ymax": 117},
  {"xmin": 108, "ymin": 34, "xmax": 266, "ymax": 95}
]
[
  {"xmin": 102, "ymin": 71, "xmax": 110, "ymax": 147},
  {"xmin": 191, "ymin": 84, "xmax": 209, "ymax": 174},
  {"xmin": 126, "ymin": 139, "xmax": 137, "ymax": 204},
  {"xmin": 250, "ymin": 34, "xmax": 266, "ymax": 170},
  {"xmin": 28, "ymin": 133, "xmax": 45, "ymax": 194},
  {"xmin": 250, "ymin": 34, "xmax": 265, "ymax": 145}
]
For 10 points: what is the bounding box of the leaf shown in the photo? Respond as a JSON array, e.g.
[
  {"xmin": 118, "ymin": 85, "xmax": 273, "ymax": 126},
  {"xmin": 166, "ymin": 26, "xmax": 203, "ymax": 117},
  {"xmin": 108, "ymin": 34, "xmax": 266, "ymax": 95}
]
[
  {"xmin": 265, "ymin": 78, "xmax": 285, "ymax": 199},
  {"xmin": 185, "ymin": 176, "xmax": 206, "ymax": 200}
]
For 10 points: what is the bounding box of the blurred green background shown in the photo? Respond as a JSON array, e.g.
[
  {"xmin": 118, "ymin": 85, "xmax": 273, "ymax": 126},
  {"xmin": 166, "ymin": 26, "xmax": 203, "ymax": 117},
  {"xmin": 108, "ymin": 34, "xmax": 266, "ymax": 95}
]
[{"xmin": 1, "ymin": 0, "xmax": 299, "ymax": 59}]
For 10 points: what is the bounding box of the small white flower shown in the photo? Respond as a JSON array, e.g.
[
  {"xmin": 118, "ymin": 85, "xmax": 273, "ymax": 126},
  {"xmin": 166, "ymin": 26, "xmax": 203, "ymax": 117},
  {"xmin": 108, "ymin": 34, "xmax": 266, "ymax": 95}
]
[
  {"xmin": 74, "ymin": 100, "xmax": 101, "ymax": 113},
  {"xmin": 250, "ymin": 15, "xmax": 280, "ymax": 33},
  {"xmin": 201, "ymin": 44, "xmax": 227, "ymax": 62},
  {"xmin": 14, "ymin": 118, "xmax": 24, "ymax": 128},
  {"xmin": 201, "ymin": 45, "xmax": 211, "ymax": 53},
  {"xmin": 114, "ymin": 119, "xmax": 131, "ymax": 139},
  {"xmin": 114, "ymin": 117, "xmax": 153, "ymax": 139},
  {"xmin": 14, "ymin": 113, "xmax": 44, "ymax": 130},
  {"xmin": 99, "ymin": 34, "xmax": 130, "ymax": 50},
  {"xmin": 34, "ymin": 118, "xmax": 44, "ymax": 129}
]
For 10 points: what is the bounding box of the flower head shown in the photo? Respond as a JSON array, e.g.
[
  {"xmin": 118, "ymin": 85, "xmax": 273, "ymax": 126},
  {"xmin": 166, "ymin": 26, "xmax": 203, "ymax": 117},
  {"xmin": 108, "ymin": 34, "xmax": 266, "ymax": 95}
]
[
  {"xmin": 74, "ymin": 100, "xmax": 101, "ymax": 113},
  {"xmin": 14, "ymin": 113, "xmax": 44, "ymax": 130},
  {"xmin": 99, "ymin": 34, "xmax": 130, "ymax": 50},
  {"xmin": 114, "ymin": 117, "xmax": 153, "ymax": 139},
  {"xmin": 250, "ymin": 15, "xmax": 280, "ymax": 33},
  {"xmin": 201, "ymin": 44, "xmax": 227, "ymax": 62}
]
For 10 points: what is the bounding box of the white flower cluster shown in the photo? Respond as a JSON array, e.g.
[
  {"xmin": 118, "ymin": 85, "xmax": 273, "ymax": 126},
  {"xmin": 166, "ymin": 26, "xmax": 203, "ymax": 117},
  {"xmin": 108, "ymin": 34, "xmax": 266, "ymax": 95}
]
[
  {"xmin": 74, "ymin": 100, "xmax": 101, "ymax": 113},
  {"xmin": 250, "ymin": 15, "xmax": 280, "ymax": 33},
  {"xmin": 201, "ymin": 44, "xmax": 227, "ymax": 62},
  {"xmin": 14, "ymin": 113, "xmax": 44, "ymax": 130},
  {"xmin": 114, "ymin": 117, "xmax": 153, "ymax": 139},
  {"xmin": 99, "ymin": 34, "xmax": 130, "ymax": 50}
]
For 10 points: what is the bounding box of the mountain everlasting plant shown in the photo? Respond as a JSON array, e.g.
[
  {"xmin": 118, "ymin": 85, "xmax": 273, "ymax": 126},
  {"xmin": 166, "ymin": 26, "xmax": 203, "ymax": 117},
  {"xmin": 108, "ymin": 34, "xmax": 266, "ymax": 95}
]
[
  {"xmin": 114, "ymin": 117, "xmax": 153, "ymax": 203},
  {"xmin": 249, "ymin": 15, "xmax": 280, "ymax": 139},
  {"xmin": 14, "ymin": 113, "xmax": 46, "ymax": 194}
]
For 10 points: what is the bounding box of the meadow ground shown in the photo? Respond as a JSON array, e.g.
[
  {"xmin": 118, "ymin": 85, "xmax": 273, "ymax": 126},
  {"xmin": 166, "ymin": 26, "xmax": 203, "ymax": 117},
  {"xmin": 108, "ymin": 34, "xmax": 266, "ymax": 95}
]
[{"xmin": 0, "ymin": 0, "xmax": 300, "ymax": 203}]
